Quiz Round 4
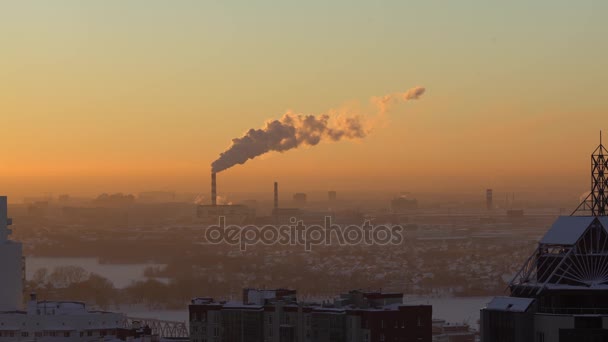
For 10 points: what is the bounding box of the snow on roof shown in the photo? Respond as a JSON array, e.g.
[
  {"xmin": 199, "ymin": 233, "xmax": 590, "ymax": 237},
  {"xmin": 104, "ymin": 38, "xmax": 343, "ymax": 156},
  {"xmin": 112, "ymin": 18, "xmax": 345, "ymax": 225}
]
[
  {"xmin": 540, "ymin": 216, "xmax": 596, "ymax": 245},
  {"xmin": 485, "ymin": 297, "xmax": 534, "ymax": 312},
  {"xmin": 545, "ymin": 283, "xmax": 608, "ymax": 290}
]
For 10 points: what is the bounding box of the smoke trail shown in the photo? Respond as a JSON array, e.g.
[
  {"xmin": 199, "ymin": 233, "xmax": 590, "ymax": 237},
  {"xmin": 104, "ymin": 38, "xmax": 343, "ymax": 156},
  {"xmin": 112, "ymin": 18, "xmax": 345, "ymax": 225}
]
[
  {"xmin": 371, "ymin": 86, "xmax": 426, "ymax": 114},
  {"xmin": 212, "ymin": 86, "xmax": 425, "ymax": 173}
]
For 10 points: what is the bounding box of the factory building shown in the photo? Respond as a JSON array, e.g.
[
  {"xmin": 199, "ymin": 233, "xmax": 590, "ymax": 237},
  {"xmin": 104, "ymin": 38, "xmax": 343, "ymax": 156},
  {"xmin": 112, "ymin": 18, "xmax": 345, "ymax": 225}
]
[
  {"xmin": 189, "ymin": 289, "xmax": 432, "ymax": 342},
  {"xmin": 197, "ymin": 172, "xmax": 255, "ymax": 224},
  {"xmin": 481, "ymin": 136, "xmax": 608, "ymax": 341},
  {"xmin": 292, "ymin": 193, "xmax": 307, "ymax": 207}
]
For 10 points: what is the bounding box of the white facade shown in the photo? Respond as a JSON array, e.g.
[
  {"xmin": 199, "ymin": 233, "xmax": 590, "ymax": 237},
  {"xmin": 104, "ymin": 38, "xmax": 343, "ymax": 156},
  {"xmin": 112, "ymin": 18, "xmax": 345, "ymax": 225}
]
[
  {"xmin": 0, "ymin": 196, "xmax": 23, "ymax": 312},
  {"xmin": 0, "ymin": 196, "xmax": 132, "ymax": 342},
  {"xmin": 0, "ymin": 297, "xmax": 125, "ymax": 341}
]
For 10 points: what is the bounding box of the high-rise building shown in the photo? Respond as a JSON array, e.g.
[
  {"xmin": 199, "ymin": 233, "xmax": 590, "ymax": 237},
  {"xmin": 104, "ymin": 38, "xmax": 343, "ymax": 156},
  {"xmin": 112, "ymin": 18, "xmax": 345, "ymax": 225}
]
[
  {"xmin": 0, "ymin": 196, "xmax": 23, "ymax": 312},
  {"xmin": 189, "ymin": 289, "xmax": 432, "ymax": 342},
  {"xmin": 481, "ymin": 136, "xmax": 608, "ymax": 341},
  {"xmin": 0, "ymin": 196, "xmax": 163, "ymax": 341}
]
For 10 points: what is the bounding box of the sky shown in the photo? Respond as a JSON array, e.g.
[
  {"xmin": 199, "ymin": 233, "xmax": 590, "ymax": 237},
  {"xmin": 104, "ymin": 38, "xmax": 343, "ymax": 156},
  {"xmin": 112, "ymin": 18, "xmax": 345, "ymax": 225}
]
[{"xmin": 1, "ymin": 0, "xmax": 607, "ymax": 201}]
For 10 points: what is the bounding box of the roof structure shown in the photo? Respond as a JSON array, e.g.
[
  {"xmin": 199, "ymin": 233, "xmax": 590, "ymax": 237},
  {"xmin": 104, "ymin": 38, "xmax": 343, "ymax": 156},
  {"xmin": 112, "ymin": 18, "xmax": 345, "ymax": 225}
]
[
  {"xmin": 540, "ymin": 216, "xmax": 596, "ymax": 245},
  {"xmin": 509, "ymin": 135, "xmax": 608, "ymax": 297},
  {"xmin": 572, "ymin": 131, "xmax": 608, "ymax": 216},
  {"xmin": 485, "ymin": 297, "xmax": 534, "ymax": 312},
  {"xmin": 511, "ymin": 217, "xmax": 608, "ymax": 296}
]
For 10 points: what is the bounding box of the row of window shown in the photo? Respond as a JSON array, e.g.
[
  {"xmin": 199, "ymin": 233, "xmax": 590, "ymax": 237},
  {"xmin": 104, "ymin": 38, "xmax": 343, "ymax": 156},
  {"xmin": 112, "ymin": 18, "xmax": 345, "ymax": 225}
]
[{"xmin": 0, "ymin": 329, "xmax": 116, "ymax": 338}]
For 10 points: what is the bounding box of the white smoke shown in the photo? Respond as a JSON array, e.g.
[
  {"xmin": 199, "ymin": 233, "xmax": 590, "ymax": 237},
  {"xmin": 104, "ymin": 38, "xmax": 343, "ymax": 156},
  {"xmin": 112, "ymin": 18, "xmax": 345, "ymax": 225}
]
[{"xmin": 212, "ymin": 86, "xmax": 425, "ymax": 173}]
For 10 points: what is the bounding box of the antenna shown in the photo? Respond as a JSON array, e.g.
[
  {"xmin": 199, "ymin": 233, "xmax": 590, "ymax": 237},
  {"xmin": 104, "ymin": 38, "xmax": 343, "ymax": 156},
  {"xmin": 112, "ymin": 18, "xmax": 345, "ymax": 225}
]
[{"xmin": 572, "ymin": 133, "xmax": 608, "ymax": 216}]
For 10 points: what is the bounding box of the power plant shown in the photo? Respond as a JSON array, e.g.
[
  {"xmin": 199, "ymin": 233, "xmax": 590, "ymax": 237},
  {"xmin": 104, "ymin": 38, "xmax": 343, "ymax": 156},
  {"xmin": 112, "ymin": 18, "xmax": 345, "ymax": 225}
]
[
  {"xmin": 211, "ymin": 171, "xmax": 217, "ymax": 206},
  {"xmin": 274, "ymin": 181, "xmax": 278, "ymax": 210},
  {"xmin": 486, "ymin": 188, "xmax": 493, "ymax": 211},
  {"xmin": 196, "ymin": 172, "xmax": 254, "ymax": 224}
]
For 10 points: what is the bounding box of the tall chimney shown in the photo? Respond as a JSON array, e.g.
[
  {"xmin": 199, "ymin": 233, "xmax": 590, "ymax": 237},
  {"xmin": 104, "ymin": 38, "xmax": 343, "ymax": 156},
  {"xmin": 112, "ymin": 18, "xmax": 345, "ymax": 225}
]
[
  {"xmin": 211, "ymin": 172, "xmax": 217, "ymax": 206},
  {"xmin": 486, "ymin": 189, "xmax": 493, "ymax": 211},
  {"xmin": 274, "ymin": 182, "xmax": 279, "ymax": 209}
]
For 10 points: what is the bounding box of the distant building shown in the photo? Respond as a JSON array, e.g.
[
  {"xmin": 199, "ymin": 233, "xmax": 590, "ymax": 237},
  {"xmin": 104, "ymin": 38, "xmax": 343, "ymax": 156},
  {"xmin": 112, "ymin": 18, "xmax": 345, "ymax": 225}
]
[
  {"xmin": 243, "ymin": 288, "xmax": 297, "ymax": 305},
  {"xmin": 432, "ymin": 320, "xmax": 476, "ymax": 342},
  {"xmin": 197, "ymin": 204, "xmax": 255, "ymax": 225},
  {"xmin": 506, "ymin": 209, "xmax": 524, "ymax": 217},
  {"xmin": 93, "ymin": 193, "xmax": 135, "ymax": 207},
  {"xmin": 293, "ymin": 193, "xmax": 307, "ymax": 207},
  {"xmin": 189, "ymin": 289, "xmax": 432, "ymax": 342},
  {"xmin": 390, "ymin": 197, "xmax": 418, "ymax": 213},
  {"xmin": 485, "ymin": 189, "xmax": 493, "ymax": 211},
  {"xmin": 138, "ymin": 191, "xmax": 176, "ymax": 203},
  {"xmin": 272, "ymin": 207, "xmax": 303, "ymax": 225},
  {"xmin": 328, "ymin": 191, "xmax": 337, "ymax": 202}
]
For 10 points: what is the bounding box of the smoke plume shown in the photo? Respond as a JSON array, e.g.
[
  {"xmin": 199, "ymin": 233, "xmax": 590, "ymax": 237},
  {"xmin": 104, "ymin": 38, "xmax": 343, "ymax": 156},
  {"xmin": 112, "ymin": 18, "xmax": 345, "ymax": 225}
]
[
  {"xmin": 212, "ymin": 86, "xmax": 425, "ymax": 173},
  {"xmin": 371, "ymin": 86, "xmax": 426, "ymax": 114}
]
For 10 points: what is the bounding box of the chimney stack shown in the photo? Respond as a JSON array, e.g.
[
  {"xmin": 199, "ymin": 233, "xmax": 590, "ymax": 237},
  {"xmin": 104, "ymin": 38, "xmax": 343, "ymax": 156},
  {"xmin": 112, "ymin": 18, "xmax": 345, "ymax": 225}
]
[
  {"xmin": 211, "ymin": 172, "xmax": 217, "ymax": 206},
  {"xmin": 486, "ymin": 189, "xmax": 493, "ymax": 211},
  {"xmin": 274, "ymin": 182, "xmax": 279, "ymax": 209}
]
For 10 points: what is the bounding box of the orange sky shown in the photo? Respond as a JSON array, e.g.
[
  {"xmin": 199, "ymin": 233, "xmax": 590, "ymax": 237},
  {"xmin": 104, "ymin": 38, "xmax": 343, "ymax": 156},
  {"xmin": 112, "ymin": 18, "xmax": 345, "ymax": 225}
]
[{"xmin": 1, "ymin": 1, "xmax": 607, "ymax": 201}]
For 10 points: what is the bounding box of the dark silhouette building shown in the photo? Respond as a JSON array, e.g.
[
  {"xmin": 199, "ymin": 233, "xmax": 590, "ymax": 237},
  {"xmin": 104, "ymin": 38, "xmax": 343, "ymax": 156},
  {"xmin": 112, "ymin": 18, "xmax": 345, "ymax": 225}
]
[
  {"xmin": 190, "ymin": 289, "xmax": 432, "ymax": 342},
  {"xmin": 481, "ymin": 135, "xmax": 608, "ymax": 341}
]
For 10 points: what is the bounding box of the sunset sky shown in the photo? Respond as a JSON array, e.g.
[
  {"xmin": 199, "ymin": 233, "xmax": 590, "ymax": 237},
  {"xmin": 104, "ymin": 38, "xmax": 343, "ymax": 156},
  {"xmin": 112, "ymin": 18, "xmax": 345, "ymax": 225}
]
[{"xmin": 1, "ymin": 1, "xmax": 607, "ymax": 201}]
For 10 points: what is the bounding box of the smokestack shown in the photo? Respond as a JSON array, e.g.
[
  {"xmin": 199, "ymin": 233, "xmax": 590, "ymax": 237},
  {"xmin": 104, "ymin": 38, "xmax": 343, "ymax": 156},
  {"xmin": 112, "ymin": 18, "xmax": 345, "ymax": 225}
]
[
  {"xmin": 486, "ymin": 189, "xmax": 493, "ymax": 211},
  {"xmin": 211, "ymin": 172, "xmax": 217, "ymax": 206},
  {"xmin": 274, "ymin": 182, "xmax": 279, "ymax": 209}
]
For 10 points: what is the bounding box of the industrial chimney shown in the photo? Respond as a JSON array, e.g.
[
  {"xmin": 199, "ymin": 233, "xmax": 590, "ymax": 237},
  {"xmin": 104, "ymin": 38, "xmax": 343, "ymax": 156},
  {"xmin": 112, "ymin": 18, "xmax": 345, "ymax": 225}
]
[
  {"xmin": 274, "ymin": 182, "xmax": 279, "ymax": 209},
  {"xmin": 211, "ymin": 172, "xmax": 217, "ymax": 206},
  {"xmin": 486, "ymin": 189, "xmax": 493, "ymax": 211}
]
